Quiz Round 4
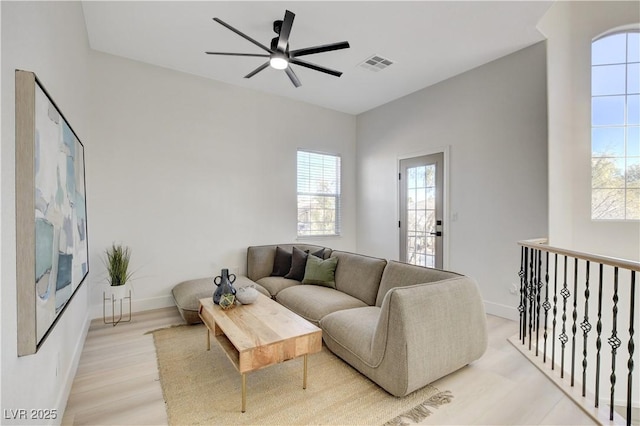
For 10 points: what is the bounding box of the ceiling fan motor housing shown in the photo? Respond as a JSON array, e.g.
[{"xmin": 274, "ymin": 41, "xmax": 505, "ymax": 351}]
[{"xmin": 273, "ymin": 20, "xmax": 283, "ymax": 35}]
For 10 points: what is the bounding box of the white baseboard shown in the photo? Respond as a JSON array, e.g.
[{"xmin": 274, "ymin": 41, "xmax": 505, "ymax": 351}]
[
  {"xmin": 91, "ymin": 294, "xmax": 175, "ymax": 320},
  {"xmin": 54, "ymin": 311, "xmax": 91, "ymax": 425},
  {"xmin": 484, "ymin": 300, "xmax": 518, "ymax": 321}
]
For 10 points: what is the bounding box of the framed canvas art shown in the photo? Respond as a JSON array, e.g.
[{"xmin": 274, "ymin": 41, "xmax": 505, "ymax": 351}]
[{"xmin": 15, "ymin": 70, "xmax": 89, "ymax": 356}]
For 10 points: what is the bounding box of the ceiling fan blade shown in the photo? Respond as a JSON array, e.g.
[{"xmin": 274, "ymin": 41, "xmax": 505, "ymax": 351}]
[
  {"xmin": 285, "ymin": 67, "xmax": 301, "ymax": 88},
  {"xmin": 205, "ymin": 52, "xmax": 269, "ymax": 57},
  {"xmin": 277, "ymin": 10, "xmax": 295, "ymax": 52},
  {"xmin": 213, "ymin": 17, "xmax": 272, "ymax": 53},
  {"xmin": 244, "ymin": 62, "xmax": 270, "ymax": 79},
  {"xmin": 290, "ymin": 59, "xmax": 343, "ymax": 77},
  {"xmin": 290, "ymin": 41, "xmax": 350, "ymax": 58}
]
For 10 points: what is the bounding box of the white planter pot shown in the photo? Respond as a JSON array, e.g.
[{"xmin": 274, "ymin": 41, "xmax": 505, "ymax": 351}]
[{"xmin": 109, "ymin": 284, "xmax": 128, "ymax": 300}]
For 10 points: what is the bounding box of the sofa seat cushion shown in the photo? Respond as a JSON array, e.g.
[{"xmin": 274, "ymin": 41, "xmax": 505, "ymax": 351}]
[
  {"xmin": 319, "ymin": 306, "xmax": 381, "ymax": 365},
  {"xmin": 172, "ymin": 276, "xmax": 269, "ymax": 324},
  {"xmin": 276, "ymin": 285, "xmax": 367, "ymax": 325},
  {"xmin": 256, "ymin": 276, "xmax": 300, "ymax": 297}
]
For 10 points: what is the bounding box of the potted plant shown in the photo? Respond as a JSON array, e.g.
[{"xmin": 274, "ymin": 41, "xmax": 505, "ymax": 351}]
[{"xmin": 104, "ymin": 243, "xmax": 133, "ymax": 299}]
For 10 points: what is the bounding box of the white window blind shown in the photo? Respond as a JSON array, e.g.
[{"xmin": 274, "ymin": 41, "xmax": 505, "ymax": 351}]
[{"xmin": 297, "ymin": 150, "xmax": 341, "ymax": 237}]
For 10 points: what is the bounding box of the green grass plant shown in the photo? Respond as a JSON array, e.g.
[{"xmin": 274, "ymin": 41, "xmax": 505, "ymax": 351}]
[{"xmin": 105, "ymin": 244, "xmax": 133, "ymax": 287}]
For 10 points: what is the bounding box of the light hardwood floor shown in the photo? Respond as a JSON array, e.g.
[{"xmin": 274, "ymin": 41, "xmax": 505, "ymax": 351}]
[{"xmin": 63, "ymin": 308, "xmax": 597, "ymax": 425}]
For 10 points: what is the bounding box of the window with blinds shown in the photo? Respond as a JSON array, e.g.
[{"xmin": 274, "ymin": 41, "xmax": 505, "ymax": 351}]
[{"xmin": 297, "ymin": 150, "xmax": 341, "ymax": 237}]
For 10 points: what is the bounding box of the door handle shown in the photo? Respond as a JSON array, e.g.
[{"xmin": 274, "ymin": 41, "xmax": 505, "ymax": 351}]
[{"xmin": 430, "ymin": 231, "xmax": 442, "ymax": 237}]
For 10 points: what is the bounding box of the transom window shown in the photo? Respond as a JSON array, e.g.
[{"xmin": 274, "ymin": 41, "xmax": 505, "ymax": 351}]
[
  {"xmin": 297, "ymin": 150, "xmax": 341, "ymax": 237},
  {"xmin": 591, "ymin": 31, "xmax": 640, "ymax": 220}
]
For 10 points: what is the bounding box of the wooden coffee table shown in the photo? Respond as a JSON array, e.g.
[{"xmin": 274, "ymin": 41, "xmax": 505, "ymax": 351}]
[{"xmin": 198, "ymin": 294, "xmax": 322, "ymax": 412}]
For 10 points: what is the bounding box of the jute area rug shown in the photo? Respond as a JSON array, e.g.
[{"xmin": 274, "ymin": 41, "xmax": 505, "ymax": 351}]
[{"xmin": 151, "ymin": 324, "xmax": 453, "ymax": 425}]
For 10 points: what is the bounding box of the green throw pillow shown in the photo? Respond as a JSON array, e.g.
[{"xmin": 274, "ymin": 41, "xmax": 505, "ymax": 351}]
[{"xmin": 302, "ymin": 255, "xmax": 338, "ymax": 288}]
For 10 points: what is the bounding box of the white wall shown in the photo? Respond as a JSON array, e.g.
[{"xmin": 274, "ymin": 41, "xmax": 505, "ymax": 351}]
[
  {"xmin": 539, "ymin": 1, "xmax": 640, "ymax": 261},
  {"xmin": 1, "ymin": 2, "xmax": 92, "ymax": 423},
  {"xmin": 1, "ymin": 1, "xmax": 356, "ymax": 421},
  {"xmin": 356, "ymin": 43, "xmax": 549, "ymax": 320},
  {"xmin": 86, "ymin": 52, "xmax": 357, "ymax": 314},
  {"xmin": 538, "ymin": 2, "xmax": 640, "ymax": 408}
]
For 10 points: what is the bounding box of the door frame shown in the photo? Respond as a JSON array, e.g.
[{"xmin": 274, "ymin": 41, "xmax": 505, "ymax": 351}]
[{"xmin": 397, "ymin": 146, "xmax": 450, "ymax": 269}]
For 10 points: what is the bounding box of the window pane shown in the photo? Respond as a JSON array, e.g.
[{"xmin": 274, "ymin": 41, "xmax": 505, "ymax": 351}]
[
  {"xmin": 592, "ymin": 65, "xmax": 626, "ymax": 95},
  {"xmin": 592, "ymin": 127, "xmax": 625, "ymax": 157},
  {"xmin": 407, "ymin": 210, "xmax": 416, "ymax": 231},
  {"xmin": 407, "ymin": 188, "xmax": 416, "ymax": 209},
  {"xmin": 592, "ymin": 96, "xmax": 625, "ymax": 126},
  {"xmin": 628, "ymin": 95, "xmax": 640, "ymax": 125},
  {"xmin": 415, "ymin": 210, "xmax": 426, "ymax": 233},
  {"xmin": 628, "ymin": 158, "xmax": 640, "ymax": 188},
  {"xmin": 592, "ymin": 157, "xmax": 625, "ymax": 188},
  {"xmin": 628, "ymin": 127, "xmax": 640, "ymax": 157},
  {"xmin": 425, "ymin": 237, "xmax": 435, "ymax": 256},
  {"xmin": 416, "ymin": 166, "xmax": 426, "ymax": 188},
  {"xmin": 416, "ymin": 188, "xmax": 426, "ymax": 209},
  {"xmin": 407, "ymin": 167, "xmax": 416, "ymax": 189},
  {"xmin": 592, "ymin": 33, "xmax": 627, "ymax": 65},
  {"xmin": 629, "ymin": 32, "xmax": 639, "ymax": 63},
  {"xmin": 629, "ymin": 63, "xmax": 640, "ymax": 94},
  {"xmin": 627, "ymin": 189, "xmax": 640, "ymax": 219},
  {"xmin": 426, "ymin": 187, "xmax": 435, "ymax": 210},
  {"xmin": 592, "ymin": 188, "xmax": 625, "ymax": 219}
]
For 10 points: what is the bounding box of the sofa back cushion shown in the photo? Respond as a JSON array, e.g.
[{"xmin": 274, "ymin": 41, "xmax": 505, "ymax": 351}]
[
  {"xmin": 330, "ymin": 251, "xmax": 386, "ymax": 306},
  {"xmin": 247, "ymin": 244, "xmax": 330, "ymax": 281},
  {"xmin": 375, "ymin": 260, "xmax": 462, "ymax": 307}
]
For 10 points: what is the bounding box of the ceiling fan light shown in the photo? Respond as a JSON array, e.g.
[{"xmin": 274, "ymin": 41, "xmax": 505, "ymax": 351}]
[{"xmin": 270, "ymin": 56, "xmax": 289, "ymax": 70}]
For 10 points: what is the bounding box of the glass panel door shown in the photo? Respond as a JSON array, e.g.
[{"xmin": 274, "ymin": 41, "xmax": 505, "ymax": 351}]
[{"xmin": 399, "ymin": 153, "xmax": 444, "ymax": 268}]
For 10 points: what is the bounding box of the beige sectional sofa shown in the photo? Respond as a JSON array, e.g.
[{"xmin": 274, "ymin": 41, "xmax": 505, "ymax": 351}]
[
  {"xmin": 242, "ymin": 244, "xmax": 488, "ymax": 397},
  {"xmin": 172, "ymin": 243, "xmax": 487, "ymax": 396}
]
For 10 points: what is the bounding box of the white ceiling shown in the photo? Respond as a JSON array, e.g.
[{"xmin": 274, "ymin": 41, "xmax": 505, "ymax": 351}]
[{"xmin": 82, "ymin": 1, "xmax": 553, "ymax": 115}]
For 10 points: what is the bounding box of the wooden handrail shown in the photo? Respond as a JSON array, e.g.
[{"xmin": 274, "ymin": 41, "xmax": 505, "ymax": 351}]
[{"xmin": 518, "ymin": 238, "xmax": 640, "ymax": 272}]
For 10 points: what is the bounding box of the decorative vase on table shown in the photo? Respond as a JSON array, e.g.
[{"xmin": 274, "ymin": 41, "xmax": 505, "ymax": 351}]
[{"xmin": 213, "ymin": 268, "xmax": 237, "ymax": 305}]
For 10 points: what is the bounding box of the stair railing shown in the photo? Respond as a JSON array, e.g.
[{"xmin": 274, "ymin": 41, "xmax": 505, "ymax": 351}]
[{"xmin": 515, "ymin": 238, "xmax": 638, "ymax": 426}]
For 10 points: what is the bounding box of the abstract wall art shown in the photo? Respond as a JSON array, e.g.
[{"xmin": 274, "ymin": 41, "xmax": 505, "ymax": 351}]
[{"xmin": 16, "ymin": 70, "xmax": 89, "ymax": 356}]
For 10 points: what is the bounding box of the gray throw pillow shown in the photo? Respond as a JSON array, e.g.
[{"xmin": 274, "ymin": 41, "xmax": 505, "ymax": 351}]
[
  {"xmin": 271, "ymin": 246, "xmax": 292, "ymax": 277},
  {"xmin": 284, "ymin": 247, "xmax": 309, "ymax": 281},
  {"xmin": 284, "ymin": 247, "xmax": 325, "ymax": 281}
]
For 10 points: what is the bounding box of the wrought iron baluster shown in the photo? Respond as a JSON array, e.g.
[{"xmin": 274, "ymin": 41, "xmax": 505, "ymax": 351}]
[
  {"xmin": 518, "ymin": 247, "xmax": 526, "ymax": 341},
  {"xmin": 608, "ymin": 267, "xmax": 621, "ymax": 421},
  {"xmin": 536, "ymin": 249, "xmax": 542, "ymax": 356},
  {"xmin": 552, "ymin": 253, "xmax": 558, "ymax": 370},
  {"xmin": 571, "ymin": 258, "xmax": 578, "ymax": 387},
  {"xmin": 580, "ymin": 261, "xmax": 592, "ymax": 397},
  {"xmin": 522, "ymin": 247, "xmax": 529, "ymax": 344},
  {"xmin": 529, "ymin": 248, "xmax": 535, "ymax": 350},
  {"xmin": 560, "ymin": 256, "xmax": 570, "ymax": 378},
  {"xmin": 627, "ymin": 271, "xmax": 635, "ymax": 426},
  {"xmin": 543, "ymin": 252, "xmax": 551, "ymax": 363},
  {"xmin": 596, "ymin": 263, "xmax": 603, "ymax": 407}
]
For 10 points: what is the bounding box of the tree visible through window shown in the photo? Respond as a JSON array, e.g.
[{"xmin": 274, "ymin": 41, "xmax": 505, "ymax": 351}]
[
  {"xmin": 591, "ymin": 31, "xmax": 640, "ymax": 220},
  {"xmin": 297, "ymin": 150, "xmax": 341, "ymax": 236}
]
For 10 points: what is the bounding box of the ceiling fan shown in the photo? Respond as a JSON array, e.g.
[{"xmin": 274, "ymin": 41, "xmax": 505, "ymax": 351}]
[{"xmin": 206, "ymin": 10, "xmax": 350, "ymax": 88}]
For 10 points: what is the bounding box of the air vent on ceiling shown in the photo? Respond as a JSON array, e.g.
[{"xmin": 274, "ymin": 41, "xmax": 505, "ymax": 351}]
[{"xmin": 359, "ymin": 54, "xmax": 394, "ymax": 72}]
